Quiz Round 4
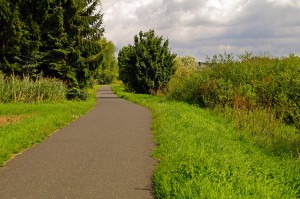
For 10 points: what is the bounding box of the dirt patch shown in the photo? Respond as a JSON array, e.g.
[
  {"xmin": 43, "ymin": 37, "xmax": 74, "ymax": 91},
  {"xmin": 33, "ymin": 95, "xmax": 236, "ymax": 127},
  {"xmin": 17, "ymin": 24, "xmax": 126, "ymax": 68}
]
[{"xmin": 0, "ymin": 116, "xmax": 23, "ymax": 127}]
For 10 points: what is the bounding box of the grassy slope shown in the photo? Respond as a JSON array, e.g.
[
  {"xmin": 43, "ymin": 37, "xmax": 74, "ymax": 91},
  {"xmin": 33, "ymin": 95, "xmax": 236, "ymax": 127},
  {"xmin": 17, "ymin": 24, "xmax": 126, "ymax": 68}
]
[
  {"xmin": 113, "ymin": 85, "xmax": 300, "ymax": 199},
  {"xmin": 0, "ymin": 87, "xmax": 98, "ymax": 166}
]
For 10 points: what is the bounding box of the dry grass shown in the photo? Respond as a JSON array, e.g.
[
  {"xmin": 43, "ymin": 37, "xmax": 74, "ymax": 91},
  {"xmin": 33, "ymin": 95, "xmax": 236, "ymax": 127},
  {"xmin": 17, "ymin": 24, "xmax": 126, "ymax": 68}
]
[{"xmin": 0, "ymin": 116, "xmax": 24, "ymax": 126}]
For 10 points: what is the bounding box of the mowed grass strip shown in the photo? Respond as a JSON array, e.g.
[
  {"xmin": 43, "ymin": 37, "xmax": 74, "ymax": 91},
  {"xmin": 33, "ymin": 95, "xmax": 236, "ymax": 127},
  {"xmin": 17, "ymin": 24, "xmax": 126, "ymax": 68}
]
[
  {"xmin": 113, "ymin": 85, "xmax": 300, "ymax": 199},
  {"xmin": 0, "ymin": 87, "xmax": 98, "ymax": 166}
]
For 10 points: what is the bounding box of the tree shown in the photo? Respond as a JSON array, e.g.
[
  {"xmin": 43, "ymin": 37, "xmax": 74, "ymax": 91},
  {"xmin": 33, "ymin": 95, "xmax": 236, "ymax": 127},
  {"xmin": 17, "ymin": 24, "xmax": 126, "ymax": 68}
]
[
  {"xmin": 39, "ymin": 0, "xmax": 105, "ymax": 87},
  {"xmin": 0, "ymin": 0, "xmax": 26, "ymax": 73},
  {"xmin": 0, "ymin": 0, "xmax": 105, "ymax": 88},
  {"xmin": 94, "ymin": 38, "xmax": 118, "ymax": 84},
  {"xmin": 118, "ymin": 30, "xmax": 176, "ymax": 94}
]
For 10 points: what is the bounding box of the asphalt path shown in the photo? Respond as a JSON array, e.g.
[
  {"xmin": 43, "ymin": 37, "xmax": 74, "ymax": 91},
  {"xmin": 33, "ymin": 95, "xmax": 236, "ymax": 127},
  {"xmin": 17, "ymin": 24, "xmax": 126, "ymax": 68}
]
[{"xmin": 0, "ymin": 86, "xmax": 155, "ymax": 199}]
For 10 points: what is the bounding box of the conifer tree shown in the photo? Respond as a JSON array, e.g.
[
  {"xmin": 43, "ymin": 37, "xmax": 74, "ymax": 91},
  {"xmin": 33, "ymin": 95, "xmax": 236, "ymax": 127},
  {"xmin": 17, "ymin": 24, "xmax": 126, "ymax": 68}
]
[
  {"xmin": 0, "ymin": 0, "xmax": 105, "ymax": 87},
  {"xmin": 0, "ymin": 0, "xmax": 25, "ymax": 73}
]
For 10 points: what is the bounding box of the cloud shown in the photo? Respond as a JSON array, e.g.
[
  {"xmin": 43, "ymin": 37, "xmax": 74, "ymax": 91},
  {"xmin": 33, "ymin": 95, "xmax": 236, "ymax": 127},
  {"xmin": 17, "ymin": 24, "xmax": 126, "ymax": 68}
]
[
  {"xmin": 267, "ymin": 0, "xmax": 300, "ymax": 7},
  {"xmin": 101, "ymin": 0, "xmax": 300, "ymax": 61}
]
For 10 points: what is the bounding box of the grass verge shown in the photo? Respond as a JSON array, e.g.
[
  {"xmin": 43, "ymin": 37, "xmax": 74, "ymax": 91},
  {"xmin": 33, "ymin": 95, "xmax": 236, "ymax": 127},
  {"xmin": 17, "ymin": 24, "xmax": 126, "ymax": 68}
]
[
  {"xmin": 0, "ymin": 86, "xmax": 99, "ymax": 166},
  {"xmin": 113, "ymin": 85, "xmax": 300, "ymax": 198}
]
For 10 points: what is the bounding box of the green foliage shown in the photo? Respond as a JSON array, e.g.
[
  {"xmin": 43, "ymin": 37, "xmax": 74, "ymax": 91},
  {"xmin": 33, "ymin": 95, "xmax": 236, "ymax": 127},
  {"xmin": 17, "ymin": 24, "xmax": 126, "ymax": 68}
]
[
  {"xmin": 0, "ymin": 73, "xmax": 66, "ymax": 103},
  {"xmin": 174, "ymin": 56, "xmax": 199, "ymax": 77},
  {"xmin": 167, "ymin": 56, "xmax": 200, "ymax": 97},
  {"xmin": 94, "ymin": 38, "xmax": 118, "ymax": 84},
  {"xmin": 118, "ymin": 30, "xmax": 176, "ymax": 94},
  {"xmin": 0, "ymin": 0, "xmax": 105, "ymax": 87},
  {"xmin": 167, "ymin": 53, "xmax": 300, "ymax": 130},
  {"xmin": 0, "ymin": 0, "xmax": 27, "ymax": 73},
  {"xmin": 66, "ymin": 87, "xmax": 88, "ymax": 101},
  {"xmin": 113, "ymin": 85, "xmax": 300, "ymax": 199},
  {"xmin": 0, "ymin": 86, "xmax": 98, "ymax": 166}
]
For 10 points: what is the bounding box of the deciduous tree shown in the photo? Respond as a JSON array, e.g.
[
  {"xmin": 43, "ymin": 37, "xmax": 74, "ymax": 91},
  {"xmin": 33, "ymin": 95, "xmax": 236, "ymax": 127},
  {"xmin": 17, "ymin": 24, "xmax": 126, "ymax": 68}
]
[
  {"xmin": 95, "ymin": 38, "xmax": 118, "ymax": 84},
  {"xmin": 118, "ymin": 30, "xmax": 176, "ymax": 94}
]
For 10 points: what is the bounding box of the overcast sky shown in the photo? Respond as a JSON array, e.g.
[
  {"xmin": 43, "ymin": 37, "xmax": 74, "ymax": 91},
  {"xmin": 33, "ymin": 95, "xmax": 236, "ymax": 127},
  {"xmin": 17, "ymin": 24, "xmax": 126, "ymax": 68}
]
[{"xmin": 101, "ymin": 0, "xmax": 300, "ymax": 61}]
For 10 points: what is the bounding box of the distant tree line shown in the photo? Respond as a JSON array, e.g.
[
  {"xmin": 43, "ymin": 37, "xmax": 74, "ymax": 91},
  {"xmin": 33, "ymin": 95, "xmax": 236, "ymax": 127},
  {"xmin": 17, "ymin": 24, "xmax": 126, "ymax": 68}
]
[{"xmin": 0, "ymin": 0, "xmax": 117, "ymax": 87}]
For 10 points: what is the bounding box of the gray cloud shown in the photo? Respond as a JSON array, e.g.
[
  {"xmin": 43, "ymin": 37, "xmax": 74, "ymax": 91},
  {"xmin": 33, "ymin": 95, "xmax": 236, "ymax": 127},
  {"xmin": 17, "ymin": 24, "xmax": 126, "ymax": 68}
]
[{"xmin": 101, "ymin": 0, "xmax": 300, "ymax": 61}]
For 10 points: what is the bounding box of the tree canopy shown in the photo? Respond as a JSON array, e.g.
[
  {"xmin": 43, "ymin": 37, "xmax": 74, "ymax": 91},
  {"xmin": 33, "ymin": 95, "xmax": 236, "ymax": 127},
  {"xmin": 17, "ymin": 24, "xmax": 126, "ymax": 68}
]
[
  {"xmin": 118, "ymin": 30, "xmax": 176, "ymax": 94},
  {"xmin": 95, "ymin": 38, "xmax": 118, "ymax": 84},
  {"xmin": 0, "ymin": 0, "xmax": 107, "ymax": 87}
]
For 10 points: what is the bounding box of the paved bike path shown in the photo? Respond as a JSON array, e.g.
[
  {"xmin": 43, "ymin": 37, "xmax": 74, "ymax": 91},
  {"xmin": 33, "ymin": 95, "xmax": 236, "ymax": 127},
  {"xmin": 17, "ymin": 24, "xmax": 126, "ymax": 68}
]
[{"xmin": 0, "ymin": 86, "xmax": 155, "ymax": 199}]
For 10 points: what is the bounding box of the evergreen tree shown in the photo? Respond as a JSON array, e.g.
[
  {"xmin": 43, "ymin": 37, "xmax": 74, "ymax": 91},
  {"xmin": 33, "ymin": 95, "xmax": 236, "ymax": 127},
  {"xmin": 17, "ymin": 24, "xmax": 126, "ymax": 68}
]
[
  {"xmin": 0, "ymin": 0, "xmax": 24, "ymax": 73},
  {"xmin": 40, "ymin": 0, "xmax": 105, "ymax": 87},
  {"xmin": 39, "ymin": 2, "xmax": 73, "ymax": 83},
  {"xmin": 17, "ymin": 0, "xmax": 46, "ymax": 76},
  {"xmin": 0, "ymin": 0, "xmax": 105, "ymax": 87}
]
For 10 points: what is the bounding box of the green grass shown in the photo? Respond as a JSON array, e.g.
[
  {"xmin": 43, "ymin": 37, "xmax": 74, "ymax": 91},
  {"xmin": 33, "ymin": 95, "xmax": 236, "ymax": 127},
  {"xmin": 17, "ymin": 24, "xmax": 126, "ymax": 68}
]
[
  {"xmin": 0, "ymin": 86, "xmax": 99, "ymax": 166},
  {"xmin": 113, "ymin": 85, "xmax": 300, "ymax": 198}
]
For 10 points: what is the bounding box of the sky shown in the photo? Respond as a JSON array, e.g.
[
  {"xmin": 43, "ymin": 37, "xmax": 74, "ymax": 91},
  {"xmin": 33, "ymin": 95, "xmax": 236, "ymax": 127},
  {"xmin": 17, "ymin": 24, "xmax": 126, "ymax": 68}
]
[{"xmin": 100, "ymin": 0, "xmax": 300, "ymax": 61}]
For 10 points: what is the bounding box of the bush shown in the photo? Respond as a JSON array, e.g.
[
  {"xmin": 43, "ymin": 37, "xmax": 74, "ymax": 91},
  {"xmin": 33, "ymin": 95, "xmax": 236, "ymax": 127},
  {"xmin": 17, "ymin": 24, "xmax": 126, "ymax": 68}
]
[
  {"xmin": 118, "ymin": 30, "xmax": 176, "ymax": 94},
  {"xmin": 168, "ymin": 53, "xmax": 300, "ymax": 128},
  {"xmin": 66, "ymin": 88, "xmax": 87, "ymax": 101}
]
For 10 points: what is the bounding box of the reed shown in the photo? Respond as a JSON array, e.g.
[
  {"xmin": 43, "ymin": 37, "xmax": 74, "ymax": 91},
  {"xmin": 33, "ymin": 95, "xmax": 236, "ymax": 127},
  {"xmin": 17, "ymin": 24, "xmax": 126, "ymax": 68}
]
[{"xmin": 0, "ymin": 73, "xmax": 66, "ymax": 103}]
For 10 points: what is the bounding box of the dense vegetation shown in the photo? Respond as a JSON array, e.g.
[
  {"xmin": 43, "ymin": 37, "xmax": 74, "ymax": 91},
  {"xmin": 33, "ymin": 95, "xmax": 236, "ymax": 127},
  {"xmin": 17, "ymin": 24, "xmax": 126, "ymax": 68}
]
[
  {"xmin": 96, "ymin": 38, "xmax": 119, "ymax": 84},
  {"xmin": 169, "ymin": 53, "xmax": 300, "ymax": 128},
  {"xmin": 0, "ymin": 72, "xmax": 66, "ymax": 103},
  {"xmin": 0, "ymin": 0, "xmax": 118, "ymax": 88},
  {"xmin": 118, "ymin": 30, "xmax": 176, "ymax": 94},
  {"xmin": 113, "ymin": 85, "xmax": 300, "ymax": 198},
  {"xmin": 167, "ymin": 53, "xmax": 300, "ymax": 156}
]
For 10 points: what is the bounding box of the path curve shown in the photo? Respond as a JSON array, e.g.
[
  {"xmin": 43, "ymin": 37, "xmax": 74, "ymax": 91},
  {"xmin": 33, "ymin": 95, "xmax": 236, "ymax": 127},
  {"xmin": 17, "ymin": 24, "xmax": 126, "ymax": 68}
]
[{"xmin": 0, "ymin": 86, "xmax": 155, "ymax": 199}]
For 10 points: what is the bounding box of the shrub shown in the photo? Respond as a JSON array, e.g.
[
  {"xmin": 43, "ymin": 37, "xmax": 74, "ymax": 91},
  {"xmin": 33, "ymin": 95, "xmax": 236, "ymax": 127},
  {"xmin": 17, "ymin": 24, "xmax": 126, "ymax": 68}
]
[
  {"xmin": 168, "ymin": 53, "xmax": 300, "ymax": 128},
  {"xmin": 66, "ymin": 88, "xmax": 87, "ymax": 101}
]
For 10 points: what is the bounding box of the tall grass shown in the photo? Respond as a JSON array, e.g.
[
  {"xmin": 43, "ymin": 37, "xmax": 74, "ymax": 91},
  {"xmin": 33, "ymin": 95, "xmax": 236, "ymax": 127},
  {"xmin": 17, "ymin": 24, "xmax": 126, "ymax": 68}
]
[
  {"xmin": 168, "ymin": 53, "xmax": 300, "ymax": 126},
  {"xmin": 0, "ymin": 73, "xmax": 66, "ymax": 103},
  {"xmin": 113, "ymin": 85, "xmax": 300, "ymax": 198},
  {"xmin": 167, "ymin": 53, "xmax": 300, "ymax": 156},
  {"xmin": 217, "ymin": 106, "xmax": 300, "ymax": 157}
]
